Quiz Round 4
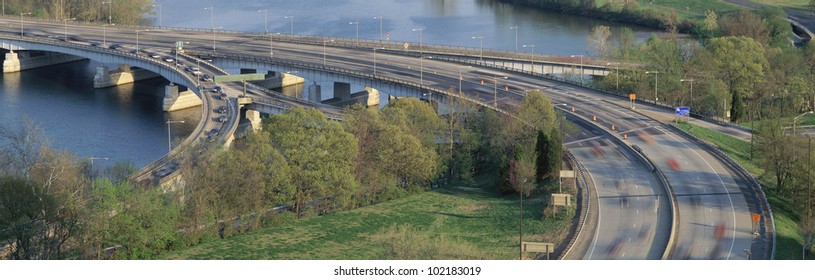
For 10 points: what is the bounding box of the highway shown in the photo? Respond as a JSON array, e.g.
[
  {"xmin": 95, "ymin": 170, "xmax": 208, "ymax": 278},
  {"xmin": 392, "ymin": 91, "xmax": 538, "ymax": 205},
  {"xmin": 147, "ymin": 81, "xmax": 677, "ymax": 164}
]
[{"xmin": 0, "ymin": 19, "xmax": 769, "ymax": 259}]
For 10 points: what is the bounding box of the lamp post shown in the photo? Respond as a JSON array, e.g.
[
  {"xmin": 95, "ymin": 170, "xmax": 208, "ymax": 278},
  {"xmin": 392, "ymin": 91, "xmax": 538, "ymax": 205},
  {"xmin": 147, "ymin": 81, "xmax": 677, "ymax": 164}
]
[
  {"xmin": 258, "ymin": 9, "xmax": 269, "ymax": 34},
  {"xmin": 646, "ymin": 71, "xmax": 659, "ymax": 104},
  {"xmin": 493, "ymin": 75, "xmax": 508, "ymax": 108},
  {"xmin": 510, "ymin": 26, "xmax": 519, "ymax": 52},
  {"xmin": 269, "ymin": 32, "xmax": 280, "ymax": 57},
  {"xmin": 458, "ymin": 65, "xmax": 471, "ymax": 97},
  {"xmin": 794, "ymin": 111, "xmax": 814, "ymax": 136},
  {"xmin": 523, "ymin": 44, "xmax": 535, "ymax": 74},
  {"xmin": 166, "ymin": 120, "xmax": 185, "ymax": 152},
  {"xmin": 152, "ymin": 4, "xmax": 162, "ymax": 27},
  {"xmin": 285, "ymin": 16, "xmax": 295, "ymax": 35},
  {"xmin": 349, "ymin": 21, "xmax": 360, "ymax": 45},
  {"xmin": 472, "ymin": 36, "xmax": 484, "ymax": 62},
  {"xmin": 571, "ymin": 55, "xmax": 584, "ymax": 84},
  {"xmin": 374, "ymin": 16, "xmax": 383, "ymax": 44},
  {"xmin": 136, "ymin": 29, "xmax": 148, "ymax": 52},
  {"xmin": 323, "ymin": 39, "xmax": 334, "ymax": 66},
  {"xmin": 204, "ymin": 7, "xmax": 215, "ymax": 51},
  {"xmin": 63, "ymin": 18, "xmax": 76, "ymax": 42},
  {"xmin": 680, "ymin": 78, "xmax": 695, "ymax": 109},
  {"xmin": 103, "ymin": 24, "xmax": 115, "ymax": 46},
  {"xmin": 102, "ymin": 1, "xmax": 112, "ymax": 25},
  {"xmin": 412, "ymin": 28, "xmax": 424, "ymax": 86},
  {"xmin": 19, "ymin": 12, "xmax": 31, "ymax": 37}
]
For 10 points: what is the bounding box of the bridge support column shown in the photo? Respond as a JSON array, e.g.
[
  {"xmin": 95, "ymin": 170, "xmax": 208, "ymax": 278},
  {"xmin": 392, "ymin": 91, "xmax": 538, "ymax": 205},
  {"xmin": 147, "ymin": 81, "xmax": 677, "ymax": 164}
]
[
  {"xmin": 321, "ymin": 82, "xmax": 380, "ymax": 108},
  {"xmin": 246, "ymin": 109, "xmax": 262, "ymax": 132},
  {"xmin": 94, "ymin": 64, "xmax": 161, "ymax": 88},
  {"xmin": 251, "ymin": 71, "xmax": 305, "ymax": 89},
  {"xmin": 163, "ymin": 83, "xmax": 202, "ymax": 112},
  {"xmin": 3, "ymin": 51, "xmax": 20, "ymax": 73},
  {"xmin": 308, "ymin": 82, "xmax": 322, "ymax": 102}
]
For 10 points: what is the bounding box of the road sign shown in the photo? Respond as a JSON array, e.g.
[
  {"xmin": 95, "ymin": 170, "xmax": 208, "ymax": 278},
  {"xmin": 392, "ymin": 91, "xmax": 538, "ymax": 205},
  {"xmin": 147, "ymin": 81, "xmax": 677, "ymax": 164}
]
[
  {"xmin": 522, "ymin": 242, "xmax": 555, "ymax": 253},
  {"xmin": 559, "ymin": 170, "xmax": 575, "ymax": 178},
  {"xmin": 386, "ymin": 32, "xmax": 391, "ymax": 41},
  {"xmin": 676, "ymin": 107, "xmax": 690, "ymax": 116},
  {"xmin": 214, "ymin": 73, "xmax": 266, "ymax": 83},
  {"xmin": 403, "ymin": 43, "xmax": 409, "ymax": 50},
  {"xmin": 551, "ymin": 193, "xmax": 572, "ymax": 206},
  {"xmin": 629, "ymin": 93, "xmax": 636, "ymax": 101},
  {"xmin": 751, "ymin": 214, "xmax": 761, "ymax": 222}
]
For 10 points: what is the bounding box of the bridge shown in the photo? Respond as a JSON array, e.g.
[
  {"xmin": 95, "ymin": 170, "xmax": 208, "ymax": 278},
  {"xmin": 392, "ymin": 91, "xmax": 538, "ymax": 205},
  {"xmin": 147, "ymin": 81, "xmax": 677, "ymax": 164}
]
[{"xmin": 0, "ymin": 17, "xmax": 773, "ymax": 260}]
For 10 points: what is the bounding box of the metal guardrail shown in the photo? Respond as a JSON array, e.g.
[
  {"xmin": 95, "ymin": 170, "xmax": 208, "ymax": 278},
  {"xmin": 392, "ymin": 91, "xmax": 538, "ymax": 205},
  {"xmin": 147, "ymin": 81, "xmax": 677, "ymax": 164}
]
[{"xmin": 559, "ymin": 149, "xmax": 592, "ymax": 260}]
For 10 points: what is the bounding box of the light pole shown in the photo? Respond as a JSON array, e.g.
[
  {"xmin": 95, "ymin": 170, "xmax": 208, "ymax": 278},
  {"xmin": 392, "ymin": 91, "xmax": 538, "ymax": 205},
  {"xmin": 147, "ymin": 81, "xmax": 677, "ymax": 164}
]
[
  {"xmin": 523, "ymin": 44, "xmax": 535, "ymax": 74},
  {"xmin": 258, "ymin": 9, "xmax": 269, "ymax": 34},
  {"xmin": 204, "ymin": 7, "xmax": 215, "ymax": 51},
  {"xmin": 63, "ymin": 18, "xmax": 76, "ymax": 42},
  {"xmin": 607, "ymin": 62, "xmax": 620, "ymax": 90},
  {"xmin": 19, "ymin": 12, "xmax": 31, "ymax": 37},
  {"xmin": 103, "ymin": 24, "xmax": 115, "ymax": 46},
  {"xmin": 793, "ymin": 111, "xmax": 814, "ymax": 136},
  {"xmin": 681, "ymin": 78, "xmax": 695, "ymax": 109},
  {"xmin": 166, "ymin": 120, "xmax": 185, "ymax": 152},
  {"xmin": 374, "ymin": 16, "xmax": 383, "ymax": 44},
  {"xmin": 571, "ymin": 55, "xmax": 584, "ymax": 84},
  {"xmin": 285, "ymin": 16, "xmax": 295, "ymax": 35},
  {"xmin": 349, "ymin": 21, "xmax": 360, "ymax": 45},
  {"xmin": 412, "ymin": 28, "xmax": 424, "ymax": 86},
  {"xmin": 269, "ymin": 32, "xmax": 280, "ymax": 57},
  {"xmin": 153, "ymin": 4, "xmax": 162, "ymax": 27},
  {"xmin": 472, "ymin": 36, "xmax": 483, "ymax": 62},
  {"xmin": 323, "ymin": 39, "xmax": 334, "ymax": 66},
  {"xmin": 373, "ymin": 48, "xmax": 384, "ymax": 76},
  {"xmin": 646, "ymin": 71, "xmax": 660, "ymax": 104},
  {"xmin": 102, "ymin": 1, "xmax": 113, "ymax": 25},
  {"xmin": 136, "ymin": 29, "xmax": 148, "ymax": 52},
  {"xmin": 493, "ymin": 75, "xmax": 508, "ymax": 108},
  {"xmin": 458, "ymin": 65, "xmax": 471, "ymax": 97},
  {"xmin": 510, "ymin": 26, "xmax": 519, "ymax": 52}
]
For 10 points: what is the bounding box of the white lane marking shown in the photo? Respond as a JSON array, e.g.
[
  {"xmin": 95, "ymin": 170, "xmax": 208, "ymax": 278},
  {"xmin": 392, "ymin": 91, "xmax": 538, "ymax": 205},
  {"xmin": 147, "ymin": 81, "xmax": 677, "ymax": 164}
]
[
  {"xmin": 585, "ymin": 164, "xmax": 603, "ymax": 260},
  {"xmin": 662, "ymin": 129, "xmax": 737, "ymax": 260}
]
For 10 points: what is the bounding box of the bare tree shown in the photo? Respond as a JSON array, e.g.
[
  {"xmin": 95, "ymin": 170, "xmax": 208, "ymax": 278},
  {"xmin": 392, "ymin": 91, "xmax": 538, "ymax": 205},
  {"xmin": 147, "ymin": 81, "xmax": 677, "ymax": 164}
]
[{"xmin": 588, "ymin": 25, "xmax": 612, "ymax": 59}]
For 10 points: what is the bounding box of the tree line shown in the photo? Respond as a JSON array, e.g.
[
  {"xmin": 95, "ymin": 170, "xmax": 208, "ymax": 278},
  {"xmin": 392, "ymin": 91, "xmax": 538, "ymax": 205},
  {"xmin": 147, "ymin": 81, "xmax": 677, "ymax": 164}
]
[
  {"xmin": 0, "ymin": 90, "xmax": 563, "ymax": 259},
  {"xmin": 2, "ymin": 0, "xmax": 153, "ymax": 25}
]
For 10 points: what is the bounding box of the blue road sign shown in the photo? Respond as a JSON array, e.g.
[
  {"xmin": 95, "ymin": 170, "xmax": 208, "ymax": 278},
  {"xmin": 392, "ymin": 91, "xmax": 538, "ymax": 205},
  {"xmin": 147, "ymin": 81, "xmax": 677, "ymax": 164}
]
[{"xmin": 676, "ymin": 107, "xmax": 690, "ymax": 116}]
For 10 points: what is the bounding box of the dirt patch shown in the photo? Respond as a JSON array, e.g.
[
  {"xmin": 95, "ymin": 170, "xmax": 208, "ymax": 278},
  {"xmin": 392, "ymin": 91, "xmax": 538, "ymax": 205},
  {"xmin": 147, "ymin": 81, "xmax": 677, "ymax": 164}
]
[{"xmin": 457, "ymin": 204, "xmax": 488, "ymax": 213}]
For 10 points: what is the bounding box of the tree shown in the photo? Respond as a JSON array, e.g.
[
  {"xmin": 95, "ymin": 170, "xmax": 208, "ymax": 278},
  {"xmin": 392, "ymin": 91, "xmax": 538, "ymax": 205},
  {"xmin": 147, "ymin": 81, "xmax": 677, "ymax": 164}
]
[
  {"xmin": 588, "ymin": 25, "xmax": 612, "ymax": 59},
  {"xmin": 706, "ymin": 36, "xmax": 768, "ymax": 123},
  {"xmin": 704, "ymin": 10, "xmax": 719, "ymax": 35},
  {"xmin": 755, "ymin": 118, "xmax": 796, "ymax": 192}
]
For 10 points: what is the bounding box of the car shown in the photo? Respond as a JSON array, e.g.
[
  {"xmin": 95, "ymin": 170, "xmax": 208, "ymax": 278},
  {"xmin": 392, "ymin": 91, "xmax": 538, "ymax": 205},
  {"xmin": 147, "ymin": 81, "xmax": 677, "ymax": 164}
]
[
  {"xmin": 130, "ymin": 49, "xmax": 139, "ymax": 54},
  {"xmin": 219, "ymin": 93, "xmax": 228, "ymax": 100},
  {"xmin": 214, "ymin": 106, "xmax": 227, "ymax": 114},
  {"xmin": 192, "ymin": 70, "xmax": 203, "ymax": 76},
  {"xmin": 205, "ymin": 135, "xmax": 214, "ymax": 143},
  {"xmin": 202, "ymin": 74, "xmax": 213, "ymax": 82},
  {"xmin": 190, "ymin": 67, "xmax": 200, "ymax": 72},
  {"xmin": 108, "ymin": 44, "xmax": 122, "ymax": 49},
  {"xmin": 207, "ymin": 128, "xmax": 219, "ymax": 136},
  {"xmin": 184, "ymin": 66, "xmax": 193, "ymax": 72},
  {"xmin": 149, "ymin": 53, "xmax": 161, "ymax": 59},
  {"xmin": 218, "ymin": 115, "xmax": 228, "ymax": 123},
  {"xmin": 90, "ymin": 42, "xmax": 101, "ymax": 47},
  {"xmin": 163, "ymin": 57, "xmax": 175, "ymax": 63},
  {"xmin": 211, "ymin": 86, "xmax": 223, "ymax": 93}
]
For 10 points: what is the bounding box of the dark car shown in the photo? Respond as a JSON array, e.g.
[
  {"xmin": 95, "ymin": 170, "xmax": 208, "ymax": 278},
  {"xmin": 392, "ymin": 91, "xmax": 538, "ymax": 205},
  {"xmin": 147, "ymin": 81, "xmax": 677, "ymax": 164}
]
[
  {"xmin": 90, "ymin": 42, "xmax": 101, "ymax": 47},
  {"xmin": 218, "ymin": 115, "xmax": 228, "ymax": 123},
  {"xmin": 208, "ymin": 128, "xmax": 219, "ymax": 136},
  {"xmin": 108, "ymin": 44, "xmax": 122, "ymax": 49},
  {"xmin": 214, "ymin": 106, "xmax": 227, "ymax": 114},
  {"xmin": 219, "ymin": 93, "xmax": 228, "ymax": 100}
]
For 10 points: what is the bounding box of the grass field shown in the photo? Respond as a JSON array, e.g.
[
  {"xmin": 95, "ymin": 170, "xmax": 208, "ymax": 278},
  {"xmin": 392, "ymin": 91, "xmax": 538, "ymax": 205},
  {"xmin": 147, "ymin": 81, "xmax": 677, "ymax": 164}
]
[
  {"xmin": 162, "ymin": 176, "xmax": 576, "ymax": 260},
  {"xmin": 594, "ymin": 0, "xmax": 809, "ymax": 22},
  {"xmin": 675, "ymin": 122, "xmax": 808, "ymax": 260}
]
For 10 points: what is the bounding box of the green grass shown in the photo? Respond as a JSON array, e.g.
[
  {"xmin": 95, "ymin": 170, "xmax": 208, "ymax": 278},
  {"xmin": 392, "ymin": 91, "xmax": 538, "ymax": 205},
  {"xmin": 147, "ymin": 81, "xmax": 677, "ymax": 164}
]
[
  {"xmin": 741, "ymin": 114, "xmax": 815, "ymax": 130},
  {"xmin": 674, "ymin": 122, "xmax": 808, "ymax": 259},
  {"xmin": 594, "ymin": 0, "xmax": 745, "ymax": 21},
  {"xmin": 161, "ymin": 176, "xmax": 576, "ymax": 260}
]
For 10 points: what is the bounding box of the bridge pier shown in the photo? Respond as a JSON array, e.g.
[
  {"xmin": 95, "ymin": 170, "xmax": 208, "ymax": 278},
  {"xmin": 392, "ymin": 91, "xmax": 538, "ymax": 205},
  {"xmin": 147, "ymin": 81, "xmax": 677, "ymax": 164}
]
[
  {"xmin": 247, "ymin": 70, "xmax": 305, "ymax": 89},
  {"xmin": 321, "ymin": 82, "xmax": 380, "ymax": 108},
  {"xmin": 245, "ymin": 109, "xmax": 262, "ymax": 132},
  {"xmin": 162, "ymin": 83, "xmax": 202, "ymax": 112},
  {"xmin": 2, "ymin": 50, "xmax": 85, "ymax": 73},
  {"xmin": 93, "ymin": 64, "xmax": 161, "ymax": 88},
  {"xmin": 308, "ymin": 82, "xmax": 322, "ymax": 102}
]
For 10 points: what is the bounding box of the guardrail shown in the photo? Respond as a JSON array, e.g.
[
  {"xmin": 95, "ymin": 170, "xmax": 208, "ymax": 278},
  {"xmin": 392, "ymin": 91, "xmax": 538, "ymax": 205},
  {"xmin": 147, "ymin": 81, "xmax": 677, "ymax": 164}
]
[{"xmin": 558, "ymin": 149, "xmax": 592, "ymax": 260}]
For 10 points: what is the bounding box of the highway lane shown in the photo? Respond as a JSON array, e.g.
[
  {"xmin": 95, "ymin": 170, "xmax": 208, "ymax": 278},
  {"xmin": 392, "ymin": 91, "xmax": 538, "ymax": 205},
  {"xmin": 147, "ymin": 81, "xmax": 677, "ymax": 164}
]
[{"xmin": 2, "ymin": 20, "xmax": 766, "ymax": 259}]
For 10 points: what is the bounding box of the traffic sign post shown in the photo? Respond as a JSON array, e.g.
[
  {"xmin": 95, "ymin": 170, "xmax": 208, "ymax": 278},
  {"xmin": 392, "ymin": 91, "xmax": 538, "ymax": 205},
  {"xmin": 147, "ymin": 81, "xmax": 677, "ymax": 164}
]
[
  {"xmin": 386, "ymin": 32, "xmax": 391, "ymax": 41},
  {"xmin": 675, "ymin": 106, "xmax": 690, "ymax": 122},
  {"xmin": 629, "ymin": 93, "xmax": 637, "ymax": 109},
  {"xmin": 751, "ymin": 213, "xmax": 761, "ymax": 235},
  {"xmin": 214, "ymin": 73, "xmax": 267, "ymax": 97},
  {"xmin": 522, "ymin": 242, "xmax": 555, "ymax": 260}
]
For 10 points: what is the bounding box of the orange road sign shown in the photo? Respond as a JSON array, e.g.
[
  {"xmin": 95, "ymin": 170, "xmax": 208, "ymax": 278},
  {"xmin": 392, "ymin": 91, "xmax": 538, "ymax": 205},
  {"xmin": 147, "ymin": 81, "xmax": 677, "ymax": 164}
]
[
  {"xmin": 752, "ymin": 214, "xmax": 761, "ymax": 222},
  {"xmin": 629, "ymin": 93, "xmax": 636, "ymax": 101}
]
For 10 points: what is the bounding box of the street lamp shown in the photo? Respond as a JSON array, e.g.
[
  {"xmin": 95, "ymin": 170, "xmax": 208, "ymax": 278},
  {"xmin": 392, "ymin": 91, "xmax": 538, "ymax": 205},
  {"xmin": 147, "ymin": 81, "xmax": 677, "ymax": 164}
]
[
  {"xmin": 63, "ymin": 18, "xmax": 76, "ymax": 42},
  {"xmin": 374, "ymin": 16, "xmax": 383, "ymax": 44},
  {"xmin": 412, "ymin": 28, "xmax": 424, "ymax": 86},
  {"xmin": 793, "ymin": 111, "xmax": 814, "ymax": 136},
  {"xmin": 136, "ymin": 29, "xmax": 149, "ymax": 52},
  {"xmin": 523, "ymin": 44, "xmax": 535, "ymax": 74},
  {"xmin": 19, "ymin": 12, "xmax": 31, "ymax": 37},
  {"xmin": 269, "ymin": 32, "xmax": 280, "ymax": 57},
  {"xmin": 680, "ymin": 78, "xmax": 695, "ymax": 109},
  {"xmin": 607, "ymin": 62, "xmax": 620, "ymax": 90},
  {"xmin": 349, "ymin": 21, "xmax": 360, "ymax": 45},
  {"xmin": 102, "ymin": 1, "xmax": 113, "ymax": 25},
  {"xmin": 323, "ymin": 39, "xmax": 335, "ymax": 66},
  {"xmin": 571, "ymin": 55, "xmax": 584, "ymax": 84},
  {"xmin": 493, "ymin": 75, "xmax": 508, "ymax": 108},
  {"xmin": 204, "ymin": 7, "xmax": 215, "ymax": 51},
  {"xmin": 284, "ymin": 16, "xmax": 295, "ymax": 35},
  {"xmin": 103, "ymin": 24, "xmax": 115, "ymax": 46},
  {"xmin": 258, "ymin": 9, "xmax": 269, "ymax": 34},
  {"xmin": 166, "ymin": 120, "xmax": 185, "ymax": 152},
  {"xmin": 646, "ymin": 71, "xmax": 660, "ymax": 104},
  {"xmin": 152, "ymin": 4, "xmax": 162, "ymax": 27},
  {"xmin": 373, "ymin": 47, "xmax": 385, "ymax": 76},
  {"xmin": 472, "ymin": 36, "xmax": 484, "ymax": 62},
  {"xmin": 510, "ymin": 26, "xmax": 519, "ymax": 52}
]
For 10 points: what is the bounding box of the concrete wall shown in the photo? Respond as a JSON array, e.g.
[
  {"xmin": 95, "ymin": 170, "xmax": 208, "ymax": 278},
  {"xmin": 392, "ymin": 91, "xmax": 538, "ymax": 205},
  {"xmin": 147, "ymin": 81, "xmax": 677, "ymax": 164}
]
[
  {"xmin": 2, "ymin": 51, "xmax": 86, "ymax": 73},
  {"xmin": 163, "ymin": 84, "xmax": 203, "ymax": 112},
  {"xmin": 250, "ymin": 71, "xmax": 305, "ymax": 89},
  {"xmin": 93, "ymin": 64, "xmax": 161, "ymax": 88},
  {"xmin": 322, "ymin": 82, "xmax": 380, "ymax": 108}
]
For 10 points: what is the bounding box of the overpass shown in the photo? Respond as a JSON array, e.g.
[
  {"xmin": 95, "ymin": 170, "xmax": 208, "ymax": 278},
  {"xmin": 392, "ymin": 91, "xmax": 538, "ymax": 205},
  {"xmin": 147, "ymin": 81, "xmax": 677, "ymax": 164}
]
[{"xmin": 0, "ymin": 18, "xmax": 772, "ymax": 260}]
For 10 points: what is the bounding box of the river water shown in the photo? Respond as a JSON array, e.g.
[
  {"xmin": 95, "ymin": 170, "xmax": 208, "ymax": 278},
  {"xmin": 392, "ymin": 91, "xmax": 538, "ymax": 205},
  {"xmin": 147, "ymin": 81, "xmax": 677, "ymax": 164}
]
[{"xmin": 0, "ymin": 0, "xmax": 659, "ymax": 168}]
